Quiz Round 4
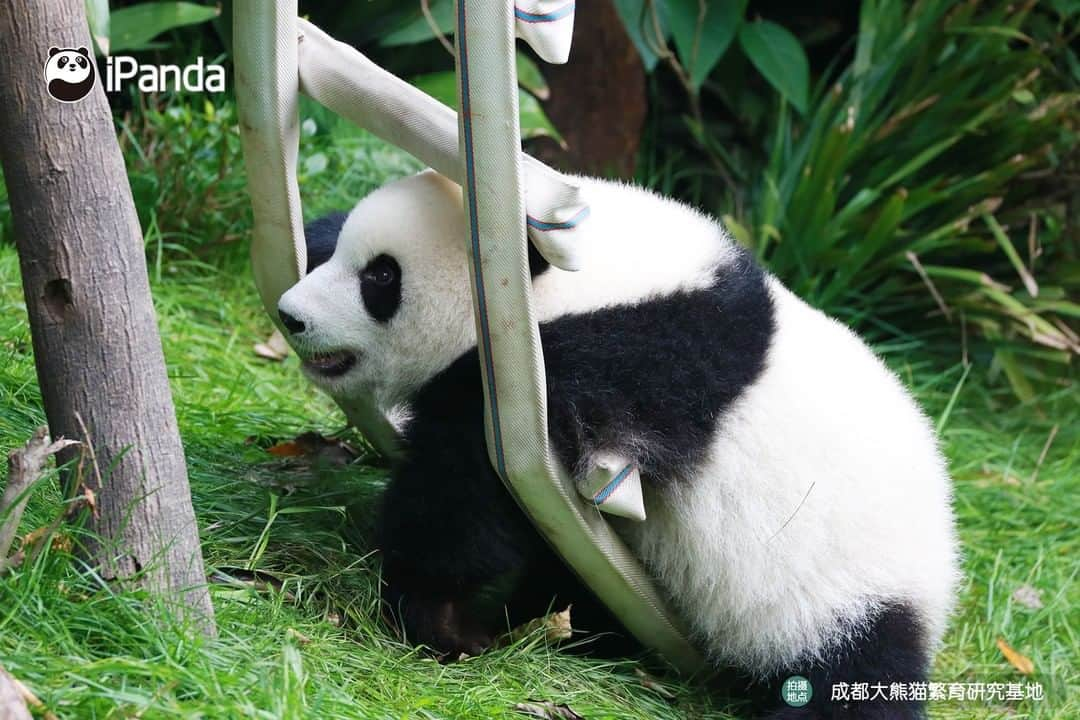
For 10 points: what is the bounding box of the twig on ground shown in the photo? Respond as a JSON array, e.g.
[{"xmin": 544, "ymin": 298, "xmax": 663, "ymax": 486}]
[
  {"xmin": 0, "ymin": 427, "xmax": 79, "ymax": 560},
  {"xmin": 1030, "ymin": 424, "xmax": 1059, "ymax": 483},
  {"xmin": 906, "ymin": 251, "xmax": 953, "ymax": 321}
]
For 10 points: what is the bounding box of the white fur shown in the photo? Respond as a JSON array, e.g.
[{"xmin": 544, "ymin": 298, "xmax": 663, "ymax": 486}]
[
  {"xmin": 280, "ymin": 171, "xmax": 476, "ymax": 409},
  {"xmin": 279, "ymin": 170, "xmax": 733, "ymax": 409},
  {"xmin": 281, "ymin": 170, "xmax": 958, "ymax": 676},
  {"xmin": 531, "ymin": 177, "xmax": 733, "ymax": 321},
  {"xmin": 620, "ymin": 279, "xmax": 958, "ymax": 676}
]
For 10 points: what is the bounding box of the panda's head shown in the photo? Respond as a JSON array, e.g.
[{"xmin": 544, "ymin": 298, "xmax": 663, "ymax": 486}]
[
  {"xmin": 278, "ymin": 171, "xmax": 477, "ymax": 409},
  {"xmin": 44, "ymin": 47, "xmax": 95, "ymax": 102}
]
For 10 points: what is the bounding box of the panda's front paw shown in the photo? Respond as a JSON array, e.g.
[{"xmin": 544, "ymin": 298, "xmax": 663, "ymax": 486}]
[{"xmin": 388, "ymin": 592, "xmax": 496, "ymax": 659}]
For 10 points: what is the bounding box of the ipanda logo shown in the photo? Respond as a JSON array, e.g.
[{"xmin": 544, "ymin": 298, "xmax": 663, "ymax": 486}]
[
  {"xmin": 44, "ymin": 47, "xmax": 96, "ymax": 102},
  {"xmin": 45, "ymin": 46, "xmax": 224, "ymax": 102},
  {"xmin": 103, "ymin": 56, "xmax": 225, "ymax": 93}
]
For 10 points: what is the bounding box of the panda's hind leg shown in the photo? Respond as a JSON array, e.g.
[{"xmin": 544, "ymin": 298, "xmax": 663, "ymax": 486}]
[{"xmin": 756, "ymin": 602, "xmax": 930, "ymax": 719}]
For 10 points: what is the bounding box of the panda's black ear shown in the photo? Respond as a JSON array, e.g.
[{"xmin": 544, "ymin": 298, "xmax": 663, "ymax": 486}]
[
  {"xmin": 77, "ymin": 47, "xmax": 89, "ymax": 56},
  {"xmin": 49, "ymin": 47, "xmax": 60, "ymax": 57}
]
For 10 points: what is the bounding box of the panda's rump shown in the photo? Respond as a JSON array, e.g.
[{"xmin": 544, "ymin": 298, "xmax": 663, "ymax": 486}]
[{"xmin": 621, "ymin": 280, "xmax": 958, "ymax": 675}]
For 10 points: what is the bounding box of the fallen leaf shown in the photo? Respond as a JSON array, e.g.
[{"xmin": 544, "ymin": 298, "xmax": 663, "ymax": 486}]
[
  {"xmin": 254, "ymin": 329, "xmax": 290, "ymax": 361},
  {"xmin": 81, "ymin": 485, "xmax": 98, "ymax": 518},
  {"xmin": 1011, "ymin": 585, "xmax": 1044, "ymax": 610},
  {"xmin": 266, "ymin": 432, "xmax": 358, "ymax": 465},
  {"xmin": 505, "ymin": 606, "xmax": 573, "ymax": 646},
  {"xmin": 996, "ymin": 637, "xmax": 1035, "ymax": 674},
  {"xmin": 514, "ymin": 701, "xmax": 585, "ymax": 720},
  {"xmin": 266, "ymin": 441, "xmax": 307, "ymax": 458}
]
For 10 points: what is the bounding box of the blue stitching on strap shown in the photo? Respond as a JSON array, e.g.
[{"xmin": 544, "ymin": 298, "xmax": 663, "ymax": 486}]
[
  {"xmin": 514, "ymin": 2, "xmax": 575, "ymax": 23},
  {"xmin": 527, "ymin": 206, "xmax": 590, "ymax": 232},
  {"xmin": 457, "ymin": 0, "xmax": 506, "ymax": 478},
  {"xmin": 593, "ymin": 464, "xmax": 635, "ymax": 505}
]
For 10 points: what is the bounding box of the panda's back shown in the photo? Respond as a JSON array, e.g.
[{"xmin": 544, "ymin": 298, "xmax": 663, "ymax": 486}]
[{"xmin": 622, "ymin": 278, "xmax": 958, "ymax": 675}]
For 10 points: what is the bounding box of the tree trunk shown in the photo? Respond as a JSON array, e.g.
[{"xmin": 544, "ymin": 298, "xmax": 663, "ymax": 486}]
[
  {"xmin": 527, "ymin": 0, "xmax": 647, "ymax": 179},
  {"xmin": 0, "ymin": 0, "xmax": 215, "ymax": 631}
]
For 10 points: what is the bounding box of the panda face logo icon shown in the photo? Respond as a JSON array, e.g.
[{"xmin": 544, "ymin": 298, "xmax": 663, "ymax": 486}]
[{"xmin": 44, "ymin": 46, "xmax": 96, "ymax": 103}]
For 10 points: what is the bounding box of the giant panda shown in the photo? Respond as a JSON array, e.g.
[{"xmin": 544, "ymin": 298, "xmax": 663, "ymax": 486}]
[{"xmin": 277, "ymin": 170, "xmax": 959, "ymax": 718}]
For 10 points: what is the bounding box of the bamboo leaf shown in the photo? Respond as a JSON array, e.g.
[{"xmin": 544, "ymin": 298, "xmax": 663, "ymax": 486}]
[
  {"xmin": 982, "ymin": 213, "xmax": 1039, "ymax": 298},
  {"xmin": 738, "ymin": 20, "xmax": 810, "ymax": 112},
  {"xmin": 110, "ymin": 2, "xmax": 221, "ymax": 53},
  {"xmin": 380, "ymin": 0, "xmax": 454, "ymax": 47},
  {"xmin": 667, "ymin": 0, "xmax": 745, "ymax": 90},
  {"xmin": 613, "ymin": 0, "xmax": 668, "ymax": 72}
]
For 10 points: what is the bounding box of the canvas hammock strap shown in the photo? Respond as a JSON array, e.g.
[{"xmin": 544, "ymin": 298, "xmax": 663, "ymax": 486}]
[{"xmin": 233, "ymin": 0, "xmax": 705, "ymax": 673}]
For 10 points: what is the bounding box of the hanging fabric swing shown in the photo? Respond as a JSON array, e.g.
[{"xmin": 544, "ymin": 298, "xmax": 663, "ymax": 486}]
[{"xmin": 233, "ymin": 0, "xmax": 705, "ymax": 674}]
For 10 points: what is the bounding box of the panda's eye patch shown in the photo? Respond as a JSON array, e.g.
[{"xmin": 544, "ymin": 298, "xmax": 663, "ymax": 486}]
[
  {"xmin": 363, "ymin": 256, "xmax": 397, "ymax": 286},
  {"xmin": 360, "ymin": 254, "xmax": 401, "ymax": 323},
  {"xmin": 58, "ymin": 55, "xmax": 68, "ymax": 65},
  {"xmin": 76, "ymin": 57, "xmax": 87, "ymax": 68}
]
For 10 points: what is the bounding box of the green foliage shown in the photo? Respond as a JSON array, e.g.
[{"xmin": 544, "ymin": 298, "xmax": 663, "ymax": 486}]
[
  {"xmin": 1, "ymin": 238, "xmax": 1076, "ymax": 717},
  {"xmin": 666, "ymin": 0, "xmax": 745, "ymax": 91},
  {"xmin": 114, "ymin": 95, "xmax": 421, "ymax": 267},
  {"xmin": 119, "ymin": 97, "xmax": 250, "ymax": 265},
  {"xmin": 85, "ymin": 1, "xmax": 221, "ymax": 55},
  {"xmin": 85, "ymin": 0, "xmax": 110, "ymax": 54},
  {"xmin": 737, "ymin": 19, "xmax": 808, "ymax": 113},
  {"xmin": 638, "ymin": 0, "xmax": 1078, "ymax": 396},
  {"xmin": 616, "ymin": 0, "xmax": 809, "ymax": 112},
  {"xmin": 379, "ymin": 0, "xmax": 454, "ymax": 48},
  {"xmin": 744, "ymin": 0, "xmax": 1078, "ymax": 393},
  {"xmin": 111, "ymin": 1, "xmax": 221, "ymax": 53},
  {"xmin": 613, "ymin": 0, "xmax": 667, "ymax": 72}
]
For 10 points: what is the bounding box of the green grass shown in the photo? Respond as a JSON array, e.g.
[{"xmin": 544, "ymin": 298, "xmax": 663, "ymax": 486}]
[{"xmin": 0, "ymin": 108, "xmax": 1077, "ymax": 718}]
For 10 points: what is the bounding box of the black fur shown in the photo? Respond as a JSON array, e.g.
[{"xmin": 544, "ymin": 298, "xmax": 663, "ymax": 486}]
[
  {"xmin": 377, "ymin": 249, "xmax": 776, "ymax": 654},
  {"xmin": 527, "ymin": 240, "xmax": 551, "ymax": 278},
  {"xmin": 754, "ymin": 603, "xmax": 929, "ymax": 719},
  {"xmin": 360, "ymin": 254, "xmax": 402, "ymax": 323},
  {"xmin": 304, "ymin": 211, "xmax": 348, "ymax": 273}
]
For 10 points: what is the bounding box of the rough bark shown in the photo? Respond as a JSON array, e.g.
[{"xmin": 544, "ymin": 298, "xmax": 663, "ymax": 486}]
[
  {"xmin": 0, "ymin": 0, "xmax": 214, "ymax": 630},
  {"xmin": 528, "ymin": 0, "xmax": 647, "ymax": 178}
]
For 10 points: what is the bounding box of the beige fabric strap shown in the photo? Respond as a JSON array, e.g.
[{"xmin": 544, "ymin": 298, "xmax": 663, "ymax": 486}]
[
  {"xmin": 455, "ymin": 0, "xmax": 703, "ymax": 673},
  {"xmin": 234, "ymin": 0, "xmax": 400, "ymax": 457},
  {"xmin": 233, "ymin": 0, "xmax": 305, "ymax": 317},
  {"xmin": 296, "ymin": 19, "xmax": 591, "ymax": 272},
  {"xmin": 513, "ymin": 1, "xmax": 577, "ymax": 63}
]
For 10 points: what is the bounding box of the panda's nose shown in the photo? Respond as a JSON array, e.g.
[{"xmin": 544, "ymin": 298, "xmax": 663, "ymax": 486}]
[{"xmin": 278, "ymin": 309, "xmax": 306, "ymax": 335}]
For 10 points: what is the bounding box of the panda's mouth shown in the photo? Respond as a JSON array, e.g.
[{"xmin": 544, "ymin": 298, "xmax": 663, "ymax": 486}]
[{"xmin": 302, "ymin": 351, "xmax": 357, "ymax": 378}]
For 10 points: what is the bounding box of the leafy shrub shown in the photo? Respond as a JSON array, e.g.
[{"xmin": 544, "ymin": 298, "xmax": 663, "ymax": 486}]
[
  {"xmin": 636, "ymin": 0, "xmax": 1078, "ymax": 395},
  {"xmin": 116, "ymin": 93, "xmax": 422, "ymax": 269},
  {"xmin": 753, "ymin": 0, "xmax": 1077, "ymax": 394}
]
